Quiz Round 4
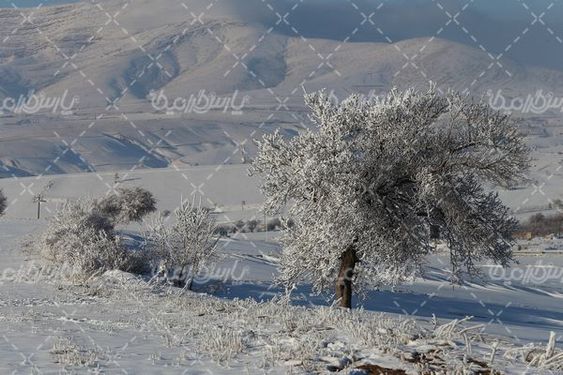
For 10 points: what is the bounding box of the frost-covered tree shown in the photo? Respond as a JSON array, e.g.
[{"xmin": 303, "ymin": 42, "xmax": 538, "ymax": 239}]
[
  {"xmin": 251, "ymin": 87, "xmax": 530, "ymax": 308},
  {"xmin": 146, "ymin": 199, "xmax": 218, "ymax": 289},
  {"xmin": 97, "ymin": 187, "xmax": 157, "ymax": 224},
  {"xmin": 0, "ymin": 189, "xmax": 7, "ymax": 216}
]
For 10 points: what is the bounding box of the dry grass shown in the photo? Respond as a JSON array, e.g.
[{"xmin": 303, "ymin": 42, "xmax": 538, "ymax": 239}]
[{"xmin": 50, "ymin": 337, "xmax": 105, "ymax": 368}]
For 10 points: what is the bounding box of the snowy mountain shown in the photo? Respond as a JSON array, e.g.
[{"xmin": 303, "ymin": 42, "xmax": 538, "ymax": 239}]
[{"xmin": 0, "ymin": 0, "xmax": 562, "ymax": 178}]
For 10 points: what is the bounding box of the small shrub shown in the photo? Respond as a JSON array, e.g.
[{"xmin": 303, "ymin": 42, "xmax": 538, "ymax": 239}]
[
  {"xmin": 0, "ymin": 189, "xmax": 6, "ymax": 216},
  {"xmin": 267, "ymin": 218, "xmax": 281, "ymax": 231},
  {"xmin": 266, "ymin": 217, "xmax": 294, "ymax": 231},
  {"xmin": 146, "ymin": 200, "xmax": 218, "ymax": 289},
  {"xmin": 246, "ymin": 219, "xmax": 259, "ymax": 232},
  {"xmin": 234, "ymin": 220, "xmax": 245, "ymax": 232},
  {"xmin": 36, "ymin": 199, "xmax": 128, "ymax": 280},
  {"xmin": 97, "ymin": 187, "xmax": 156, "ymax": 224},
  {"xmin": 214, "ymin": 224, "xmax": 234, "ymax": 237}
]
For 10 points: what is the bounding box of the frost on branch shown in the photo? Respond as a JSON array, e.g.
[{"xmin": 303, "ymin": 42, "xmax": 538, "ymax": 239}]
[
  {"xmin": 250, "ymin": 87, "xmax": 530, "ymax": 305},
  {"xmin": 146, "ymin": 198, "xmax": 218, "ymax": 288}
]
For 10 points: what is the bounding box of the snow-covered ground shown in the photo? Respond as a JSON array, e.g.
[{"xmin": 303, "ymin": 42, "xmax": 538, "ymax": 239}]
[
  {"xmin": 1, "ymin": 196, "xmax": 562, "ymax": 372},
  {"xmin": 0, "ymin": 164, "xmax": 262, "ymax": 223},
  {"xmin": 210, "ymin": 235, "xmax": 563, "ymax": 345},
  {"xmin": 1, "ymin": 162, "xmax": 562, "ymax": 224}
]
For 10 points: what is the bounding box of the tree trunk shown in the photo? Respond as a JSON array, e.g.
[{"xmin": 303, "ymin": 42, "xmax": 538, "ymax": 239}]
[
  {"xmin": 174, "ymin": 266, "xmax": 188, "ymax": 289},
  {"xmin": 185, "ymin": 276, "xmax": 193, "ymax": 291},
  {"xmin": 430, "ymin": 224, "xmax": 440, "ymax": 240},
  {"xmin": 336, "ymin": 246, "xmax": 358, "ymax": 308}
]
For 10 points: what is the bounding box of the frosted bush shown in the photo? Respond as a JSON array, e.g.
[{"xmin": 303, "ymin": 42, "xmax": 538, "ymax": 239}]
[
  {"xmin": 234, "ymin": 219, "xmax": 245, "ymax": 232},
  {"xmin": 246, "ymin": 219, "xmax": 259, "ymax": 232},
  {"xmin": 31, "ymin": 187, "xmax": 159, "ymax": 279},
  {"xmin": 96, "ymin": 187, "xmax": 156, "ymax": 224},
  {"xmin": 36, "ymin": 199, "xmax": 129, "ymax": 280},
  {"xmin": 146, "ymin": 199, "xmax": 218, "ymax": 289},
  {"xmin": 0, "ymin": 189, "xmax": 6, "ymax": 216}
]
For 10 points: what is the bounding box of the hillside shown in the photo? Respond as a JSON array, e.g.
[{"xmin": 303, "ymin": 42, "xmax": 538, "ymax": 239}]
[{"xmin": 0, "ymin": 0, "xmax": 562, "ymax": 177}]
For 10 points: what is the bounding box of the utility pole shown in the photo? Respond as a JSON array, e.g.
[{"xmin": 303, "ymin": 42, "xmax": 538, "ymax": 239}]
[
  {"xmin": 33, "ymin": 194, "xmax": 47, "ymax": 219},
  {"xmin": 33, "ymin": 180, "xmax": 54, "ymax": 220}
]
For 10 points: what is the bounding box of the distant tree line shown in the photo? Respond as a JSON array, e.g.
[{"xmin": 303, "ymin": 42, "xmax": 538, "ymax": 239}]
[{"xmin": 519, "ymin": 212, "xmax": 563, "ymax": 238}]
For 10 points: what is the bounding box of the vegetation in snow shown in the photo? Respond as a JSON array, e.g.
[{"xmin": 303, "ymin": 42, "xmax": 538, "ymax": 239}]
[
  {"xmin": 145, "ymin": 198, "xmax": 218, "ymax": 289},
  {"xmin": 0, "ymin": 189, "xmax": 6, "ymax": 216},
  {"xmin": 53, "ymin": 271, "xmax": 563, "ymax": 373},
  {"xmin": 96, "ymin": 187, "xmax": 157, "ymax": 224},
  {"xmin": 31, "ymin": 188, "xmax": 158, "ymax": 280},
  {"xmin": 251, "ymin": 87, "xmax": 531, "ymax": 307}
]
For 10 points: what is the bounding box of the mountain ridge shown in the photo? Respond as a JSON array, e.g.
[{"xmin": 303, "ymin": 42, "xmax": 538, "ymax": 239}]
[{"xmin": 0, "ymin": 1, "xmax": 561, "ymax": 178}]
